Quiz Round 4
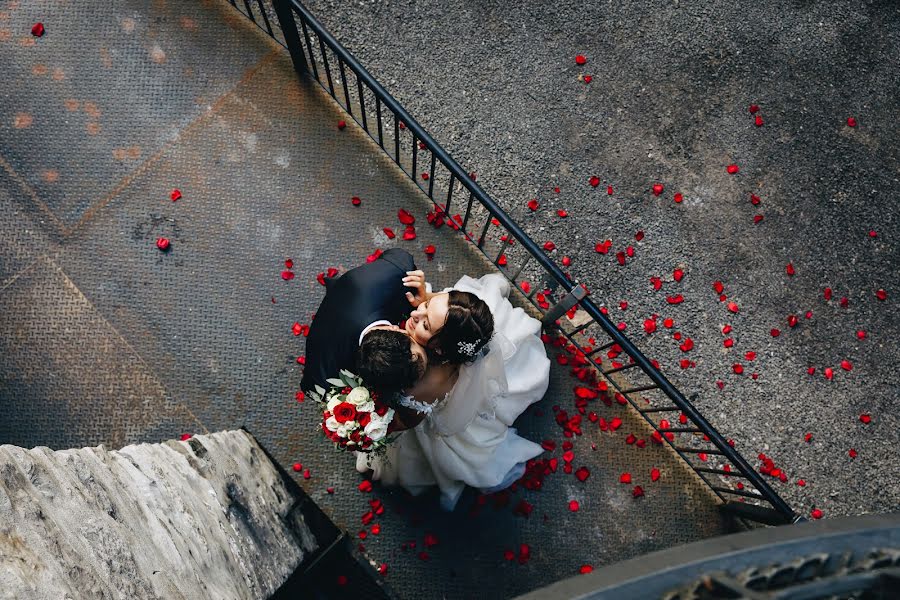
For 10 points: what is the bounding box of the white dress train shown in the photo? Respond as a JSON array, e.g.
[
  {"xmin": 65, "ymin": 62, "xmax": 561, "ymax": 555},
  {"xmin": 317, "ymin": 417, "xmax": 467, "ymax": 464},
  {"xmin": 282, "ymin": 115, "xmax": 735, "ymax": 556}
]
[{"xmin": 356, "ymin": 273, "xmax": 550, "ymax": 510}]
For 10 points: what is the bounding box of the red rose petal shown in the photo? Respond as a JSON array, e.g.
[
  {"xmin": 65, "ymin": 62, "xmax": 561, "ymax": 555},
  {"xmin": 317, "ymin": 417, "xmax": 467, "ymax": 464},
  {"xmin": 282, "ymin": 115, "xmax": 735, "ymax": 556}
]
[
  {"xmin": 503, "ymin": 549, "xmax": 515, "ymax": 561},
  {"xmin": 497, "ymin": 255, "xmax": 507, "ymax": 266},
  {"xmin": 650, "ymin": 468, "xmax": 660, "ymax": 482},
  {"xmin": 170, "ymin": 189, "xmax": 182, "ymax": 202},
  {"xmin": 351, "ymin": 196, "xmax": 361, "ymax": 206},
  {"xmin": 807, "ymin": 367, "xmax": 816, "ymax": 376},
  {"xmin": 575, "ymin": 54, "xmax": 587, "ymax": 65},
  {"xmin": 849, "ymin": 448, "xmax": 858, "ymax": 458},
  {"xmin": 840, "ymin": 360, "xmax": 853, "ymax": 371},
  {"xmin": 635, "ymin": 230, "xmax": 644, "ymax": 241},
  {"xmin": 556, "ymin": 209, "xmax": 568, "ymax": 218},
  {"xmin": 398, "ymin": 209, "xmax": 415, "ymax": 225},
  {"xmin": 589, "ymin": 176, "xmax": 600, "ymax": 187},
  {"xmin": 750, "ymin": 194, "xmax": 761, "ymax": 205},
  {"xmin": 527, "ymin": 198, "xmax": 539, "ymax": 211},
  {"xmin": 859, "ymin": 414, "xmax": 872, "ymax": 424},
  {"xmin": 579, "ymin": 565, "xmax": 593, "ymax": 574},
  {"xmin": 663, "ymin": 318, "xmax": 674, "ymax": 328},
  {"xmin": 727, "ymin": 301, "xmax": 739, "ymax": 313},
  {"xmin": 805, "ymin": 432, "xmax": 813, "ymax": 442},
  {"xmin": 755, "ymin": 115, "xmax": 764, "ymax": 127},
  {"xmin": 722, "ymin": 324, "xmax": 732, "ymax": 334},
  {"xmin": 607, "ymin": 185, "xmax": 614, "ymax": 195},
  {"xmin": 180, "ymin": 433, "xmax": 193, "ymax": 441},
  {"xmin": 297, "ymin": 355, "xmax": 306, "ymax": 365},
  {"xmin": 732, "ymin": 363, "xmax": 744, "ymax": 374},
  {"xmin": 609, "ymin": 417, "xmax": 623, "ymax": 430},
  {"xmin": 713, "ymin": 280, "xmax": 725, "ymax": 294},
  {"xmin": 856, "ymin": 330, "xmax": 867, "ymax": 340},
  {"xmin": 674, "ymin": 192, "xmax": 683, "ymax": 203},
  {"xmin": 811, "ymin": 508, "xmax": 823, "ymax": 519},
  {"xmin": 723, "ymin": 338, "xmax": 734, "ymax": 348},
  {"xmin": 726, "ymin": 164, "xmax": 740, "ymax": 174},
  {"xmin": 847, "ymin": 116, "xmax": 857, "ymax": 127},
  {"xmin": 673, "ymin": 268, "xmax": 685, "ymax": 282},
  {"xmin": 383, "ymin": 227, "xmax": 396, "ymax": 239},
  {"xmin": 295, "ymin": 391, "xmax": 305, "ymax": 402},
  {"xmin": 562, "ymin": 256, "xmax": 572, "ymax": 267},
  {"xmin": 632, "ymin": 485, "xmax": 644, "ymax": 498},
  {"xmin": 568, "ymin": 500, "xmax": 579, "ymax": 512},
  {"xmin": 651, "ymin": 183, "xmax": 664, "ymax": 196},
  {"xmin": 840, "ymin": 297, "xmax": 849, "ymax": 308},
  {"xmin": 643, "ymin": 318, "xmax": 657, "ymax": 334},
  {"xmin": 876, "ymin": 289, "xmax": 887, "ymax": 301},
  {"xmin": 745, "ymin": 351, "xmax": 756, "ymax": 361},
  {"xmin": 358, "ymin": 480, "xmax": 373, "ymax": 493},
  {"xmin": 771, "ymin": 328, "xmax": 781, "ymax": 337},
  {"xmin": 787, "ymin": 315, "xmax": 799, "ymax": 328},
  {"xmin": 824, "ymin": 287, "xmax": 833, "ymax": 300},
  {"xmin": 786, "ymin": 263, "xmax": 795, "ymax": 276},
  {"xmin": 31, "ymin": 22, "xmax": 45, "ymax": 37},
  {"xmin": 824, "ymin": 367, "xmax": 834, "ymax": 380},
  {"xmin": 575, "ymin": 466, "xmax": 590, "ymax": 482},
  {"xmin": 292, "ymin": 322, "xmax": 302, "ymax": 336},
  {"xmin": 316, "ymin": 272, "xmax": 326, "ymax": 285},
  {"xmin": 543, "ymin": 241, "xmax": 556, "ymax": 251},
  {"xmin": 796, "ymin": 479, "xmax": 806, "ymax": 487},
  {"xmin": 424, "ymin": 532, "xmax": 439, "ymax": 548},
  {"xmin": 156, "ymin": 237, "xmax": 170, "ymax": 251},
  {"xmin": 337, "ymin": 120, "xmax": 346, "ymax": 130},
  {"xmin": 292, "ymin": 462, "xmax": 302, "ymax": 472},
  {"xmin": 666, "ymin": 294, "xmax": 684, "ymax": 304},
  {"xmin": 520, "ymin": 281, "xmax": 531, "ymax": 294},
  {"xmin": 619, "ymin": 472, "xmax": 632, "ymax": 484},
  {"xmin": 402, "ymin": 226, "xmax": 417, "ymax": 241},
  {"xmin": 868, "ymin": 230, "xmax": 877, "ymax": 238},
  {"xmin": 749, "ymin": 104, "xmax": 760, "ymax": 114},
  {"xmin": 424, "ymin": 244, "xmax": 436, "ymax": 256},
  {"xmin": 753, "ymin": 214, "xmax": 764, "ymax": 224}
]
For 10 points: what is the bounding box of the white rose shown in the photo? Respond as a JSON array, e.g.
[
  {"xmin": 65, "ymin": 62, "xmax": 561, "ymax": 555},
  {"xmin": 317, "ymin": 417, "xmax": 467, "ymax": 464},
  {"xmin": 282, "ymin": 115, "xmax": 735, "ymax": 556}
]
[
  {"xmin": 325, "ymin": 416, "xmax": 341, "ymax": 432},
  {"xmin": 326, "ymin": 396, "xmax": 341, "ymax": 412},
  {"xmin": 364, "ymin": 418, "xmax": 389, "ymax": 441},
  {"xmin": 337, "ymin": 421, "xmax": 357, "ymax": 438},
  {"xmin": 347, "ymin": 387, "xmax": 370, "ymax": 406}
]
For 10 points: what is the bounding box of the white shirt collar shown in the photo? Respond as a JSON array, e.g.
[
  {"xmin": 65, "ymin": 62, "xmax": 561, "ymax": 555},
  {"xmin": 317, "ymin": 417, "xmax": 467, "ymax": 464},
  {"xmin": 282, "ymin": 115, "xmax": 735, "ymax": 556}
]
[{"xmin": 359, "ymin": 320, "xmax": 393, "ymax": 346}]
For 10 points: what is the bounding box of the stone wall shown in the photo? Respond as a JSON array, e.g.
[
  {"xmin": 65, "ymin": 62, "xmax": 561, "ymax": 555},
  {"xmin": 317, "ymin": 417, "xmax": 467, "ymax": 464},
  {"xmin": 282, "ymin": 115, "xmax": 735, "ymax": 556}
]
[{"xmin": 0, "ymin": 430, "xmax": 317, "ymax": 599}]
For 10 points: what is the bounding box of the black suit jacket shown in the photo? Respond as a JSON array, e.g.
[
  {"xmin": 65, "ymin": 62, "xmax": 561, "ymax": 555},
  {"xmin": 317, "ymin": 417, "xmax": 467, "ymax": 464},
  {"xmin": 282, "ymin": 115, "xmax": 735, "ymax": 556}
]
[{"xmin": 300, "ymin": 248, "xmax": 416, "ymax": 392}]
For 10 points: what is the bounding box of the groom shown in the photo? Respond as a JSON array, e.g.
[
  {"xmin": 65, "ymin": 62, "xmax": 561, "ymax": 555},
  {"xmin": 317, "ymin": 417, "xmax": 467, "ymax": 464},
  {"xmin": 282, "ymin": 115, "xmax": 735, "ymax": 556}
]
[{"xmin": 300, "ymin": 248, "xmax": 427, "ymax": 398}]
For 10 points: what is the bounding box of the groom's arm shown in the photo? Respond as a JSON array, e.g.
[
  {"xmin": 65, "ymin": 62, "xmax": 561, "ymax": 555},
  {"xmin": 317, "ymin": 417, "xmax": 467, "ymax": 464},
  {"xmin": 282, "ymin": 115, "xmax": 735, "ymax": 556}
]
[{"xmin": 389, "ymin": 405, "xmax": 426, "ymax": 432}]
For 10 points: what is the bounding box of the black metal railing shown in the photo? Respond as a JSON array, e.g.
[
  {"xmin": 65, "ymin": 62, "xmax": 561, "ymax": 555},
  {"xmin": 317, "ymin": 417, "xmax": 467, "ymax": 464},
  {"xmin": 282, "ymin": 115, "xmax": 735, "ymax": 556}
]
[{"xmin": 225, "ymin": 0, "xmax": 800, "ymax": 526}]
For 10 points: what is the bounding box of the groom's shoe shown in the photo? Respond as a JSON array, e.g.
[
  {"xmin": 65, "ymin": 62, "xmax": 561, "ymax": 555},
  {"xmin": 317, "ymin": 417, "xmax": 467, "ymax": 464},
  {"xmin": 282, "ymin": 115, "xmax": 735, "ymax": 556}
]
[{"xmin": 355, "ymin": 451, "xmax": 373, "ymax": 474}]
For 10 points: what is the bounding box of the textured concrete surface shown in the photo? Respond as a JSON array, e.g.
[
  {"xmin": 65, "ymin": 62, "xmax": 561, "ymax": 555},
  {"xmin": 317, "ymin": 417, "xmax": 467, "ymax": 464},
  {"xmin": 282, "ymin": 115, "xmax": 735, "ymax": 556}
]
[
  {"xmin": 301, "ymin": 0, "xmax": 900, "ymax": 519},
  {"xmin": 0, "ymin": 430, "xmax": 315, "ymax": 600}
]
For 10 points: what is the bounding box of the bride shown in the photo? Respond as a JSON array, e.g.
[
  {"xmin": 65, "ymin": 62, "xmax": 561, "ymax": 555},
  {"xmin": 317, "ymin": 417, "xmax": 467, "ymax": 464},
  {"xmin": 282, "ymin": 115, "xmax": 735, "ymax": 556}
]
[{"xmin": 357, "ymin": 271, "xmax": 551, "ymax": 511}]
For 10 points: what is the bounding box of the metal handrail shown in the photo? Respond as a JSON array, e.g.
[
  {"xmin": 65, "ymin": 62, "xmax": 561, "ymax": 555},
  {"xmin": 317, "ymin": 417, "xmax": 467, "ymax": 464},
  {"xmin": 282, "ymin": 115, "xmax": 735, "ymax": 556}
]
[{"xmin": 226, "ymin": 0, "xmax": 799, "ymax": 524}]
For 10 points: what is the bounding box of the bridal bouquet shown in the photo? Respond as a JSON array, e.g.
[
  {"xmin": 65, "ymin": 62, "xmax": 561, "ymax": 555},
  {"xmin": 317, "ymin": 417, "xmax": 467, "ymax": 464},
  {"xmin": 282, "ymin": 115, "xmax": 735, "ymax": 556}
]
[{"xmin": 307, "ymin": 370, "xmax": 397, "ymax": 453}]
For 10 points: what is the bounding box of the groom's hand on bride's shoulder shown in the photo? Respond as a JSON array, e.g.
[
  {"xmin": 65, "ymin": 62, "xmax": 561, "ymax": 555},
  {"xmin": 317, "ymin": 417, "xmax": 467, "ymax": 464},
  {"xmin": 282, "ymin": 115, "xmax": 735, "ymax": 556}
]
[{"xmin": 403, "ymin": 270, "xmax": 432, "ymax": 308}]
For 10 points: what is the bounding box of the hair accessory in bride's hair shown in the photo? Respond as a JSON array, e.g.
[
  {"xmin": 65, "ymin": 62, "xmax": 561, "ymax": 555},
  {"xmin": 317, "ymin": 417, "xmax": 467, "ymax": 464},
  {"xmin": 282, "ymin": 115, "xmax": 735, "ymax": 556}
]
[{"xmin": 457, "ymin": 339, "xmax": 481, "ymax": 357}]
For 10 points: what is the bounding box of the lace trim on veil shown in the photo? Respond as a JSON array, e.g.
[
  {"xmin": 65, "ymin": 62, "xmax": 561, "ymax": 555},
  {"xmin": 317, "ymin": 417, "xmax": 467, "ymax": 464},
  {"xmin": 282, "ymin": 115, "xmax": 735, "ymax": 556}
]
[{"xmin": 397, "ymin": 392, "xmax": 451, "ymax": 415}]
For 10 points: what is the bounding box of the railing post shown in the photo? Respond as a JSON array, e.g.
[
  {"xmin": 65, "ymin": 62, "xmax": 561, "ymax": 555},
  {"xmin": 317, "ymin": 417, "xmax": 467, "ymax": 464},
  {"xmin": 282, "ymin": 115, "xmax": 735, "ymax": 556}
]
[
  {"xmin": 271, "ymin": 0, "xmax": 309, "ymax": 76},
  {"xmin": 541, "ymin": 285, "xmax": 587, "ymax": 328}
]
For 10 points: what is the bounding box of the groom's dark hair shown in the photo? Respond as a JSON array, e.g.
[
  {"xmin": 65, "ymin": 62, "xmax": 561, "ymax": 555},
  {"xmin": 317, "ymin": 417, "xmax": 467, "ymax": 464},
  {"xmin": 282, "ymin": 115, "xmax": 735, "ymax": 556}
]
[{"xmin": 357, "ymin": 329, "xmax": 425, "ymax": 392}]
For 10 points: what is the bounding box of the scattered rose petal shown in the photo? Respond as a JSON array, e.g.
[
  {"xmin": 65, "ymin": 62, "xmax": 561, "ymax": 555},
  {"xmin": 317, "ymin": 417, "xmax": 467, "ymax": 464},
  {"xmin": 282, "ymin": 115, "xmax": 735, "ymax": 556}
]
[
  {"xmin": 846, "ymin": 117, "xmax": 857, "ymax": 127},
  {"xmin": 666, "ymin": 294, "xmax": 684, "ymax": 304},
  {"xmin": 733, "ymin": 363, "xmax": 744, "ymax": 374},
  {"xmin": 562, "ymin": 256, "xmax": 572, "ymax": 267},
  {"xmin": 619, "ymin": 472, "xmax": 631, "ymax": 484},
  {"xmin": 424, "ymin": 244, "xmax": 436, "ymax": 256},
  {"xmin": 807, "ymin": 367, "xmax": 815, "ymax": 376},
  {"xmin": 673, "ymin": 268, "xmax": 684, "ymax": 282},
  {"xmin": 805, "ymin": 432, "xmax": 813, "ymax": 442},
  {"xmin": 755, "ymin": 115, "xmax": 764, "ymax": 127},
  {"xmin": 674, "ymin": 192, "xmax": 683, "ymax": 203},
  {"xmin": 796, "ymin": 479, "xmax": 806, "ymax": 487},
  {"xmin": 632, "ymin": 486, "xmax": 644, "ymax": 498},
  {"xmin": 724, "ymin": 338, "xmax": 734, "ymax": 348},
  {"xmin": 840, "ymin": 360, "xmax": 853, "ymax": 371},
  {"xmin": 849, "ymin": 448, "xmax": 858, "ymax": 458},
  {"xmin": 643, "ymin": 318, "xmax": 657, "ymax": 334},
  {"xmin": 575, "ymin": 466, "xmax": 590, "ymax": 482},
  {"xmin": 860, "ymin": 414, "xmax": 872, "ymax": 424},
  {"xmin": 383, "ymin": 227, "xmax": 396, "ymax": 239},
  {"xmin": 750, "ymin": 194, "xmax": 761, "ymax": 205},
  {"xmin": 876, "ymin": 289, "xmax": 887, "ymax": 301},
  {"xmin": 753, "ymin": 214, "xmax": 764, "ymax": 224},
  {"xmin": 579, "ymin": 565, "xmax": 593, "ymax": 574},
  {"xmin": 824, "ymin": 287, "xmax": 833, "ymax": 300},
  {"xmin": 156, "ymin": 237, "xmax": 170, "ymax": 251},
  {"xmin": 749, "ymin": 104, "xmax": 760, "ymax": 114},
  {"xmin": 180, "ymin": 433, "xmax": 193, "ymax": 441},
  {"xmin": 583, "ymin": 75, "xmax": 593, "ymax": 84},
  {"xmin": 650, "ymin": 468, "xmax": 660, "ymax": 482},
  {"xmin": 398, "ymin": 209, "xmax": 415, "ymax": 225},
  {"xmin": 788, "ymin": 315, "xmax": 799, "ymax": 328},
  {"xmin": 32, "ymin": 23, "xmax": 45, "ymax": 37},
  {"xmin": 575, "ymin": 54, "xmax": 587, "ymax": 65},
  {"xmin": 520, "ymin": 281, "xmax": 531, "ymax": 293},
  {"xmin": 351, "ymin": 196, "xmax": 361, "ymax": 206},
  {"xmin": 771, "ymin": 328, "xmax": 781, "ymax": 337},
  {"xmin": 856, "ymin": 330, "xmax": 866, "ymax": 340},
  {"xmin": 170, "ymin": 189, "xmax": 182, "ymax": 202},
  {"xmin": 543, "ymin": 241, "xmax": 556, "ymax": 251},
  {"xmin": 402, "ymin": 226, "xmax": 416, "ymax": 240},
  {"xmin": 292, "ymin": 462, "xmax": 302, "ymax": 472},
  {"xmin": 811, "ymin": 508, "xmax": 823, "ymax": 519},
  {"xmin": 652, "ymin": 183, "xmax": 664, "ymax": 196},
  {"xmin": 557, "ymin": 209, "xmax": 568, "ymax": 218},
  {"xmin": 497, "ymin": 255, "xmax": 507, "ymax": 266},
  {"xmin": 824, "ymin": 367, "xmax": 834, "ymax": 380},
  {"xmin": 713, "ymin": 281, "xmax": 725, "ymax": 294},
  {"xmin": 726, "ymin": 164, "xmax": 739, "ymax": 174},
  {"xmin": 786, "ymin": 263, "xmax": 795, "ymax": 276},
  {"xmin": 292, "ymin": 322, "xmax": 302, "ymax": 336},
  {"xmin": 295, "ymin": 391, "xmax": 305, "ymax": 402},
  {"xmin": 589, "ymin": 176, "xmax": 600, "ymax": 187},
  {"xmin": 607, "ymin": 185, "xmax": 614, "ymax": 195},
  {"xmin": 568, "ymin": 500, "xmax": 579, "ymax": 512},
  {"xmin": 527, "ymin": 199, "xmax": 539, "ymax": 211},
  {"xmin": 337, "ymin": 120, "xmax": 346, "ymax": 130},
  {"xmin": 727, "ymin": 301, "xmax": 739, "ymax": 313},
  {"xmin": 358, "ymin": 480, "xmax": 373, "ymax": 493}
]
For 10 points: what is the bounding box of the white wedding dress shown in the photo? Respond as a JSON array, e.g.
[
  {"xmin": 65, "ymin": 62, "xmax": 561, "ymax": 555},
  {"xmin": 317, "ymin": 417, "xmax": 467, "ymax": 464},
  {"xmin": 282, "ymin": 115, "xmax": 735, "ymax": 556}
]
[{"xmin": 356, "ymin": 273, "xmax": 550, "ymax": 510}]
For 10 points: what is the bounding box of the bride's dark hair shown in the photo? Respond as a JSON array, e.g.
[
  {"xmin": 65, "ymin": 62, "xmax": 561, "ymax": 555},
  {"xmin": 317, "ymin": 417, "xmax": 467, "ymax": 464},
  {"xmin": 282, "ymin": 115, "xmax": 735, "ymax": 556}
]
[{"xmin": 427, "ymin": 291, "xmax": 494, "ymax": 365}]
